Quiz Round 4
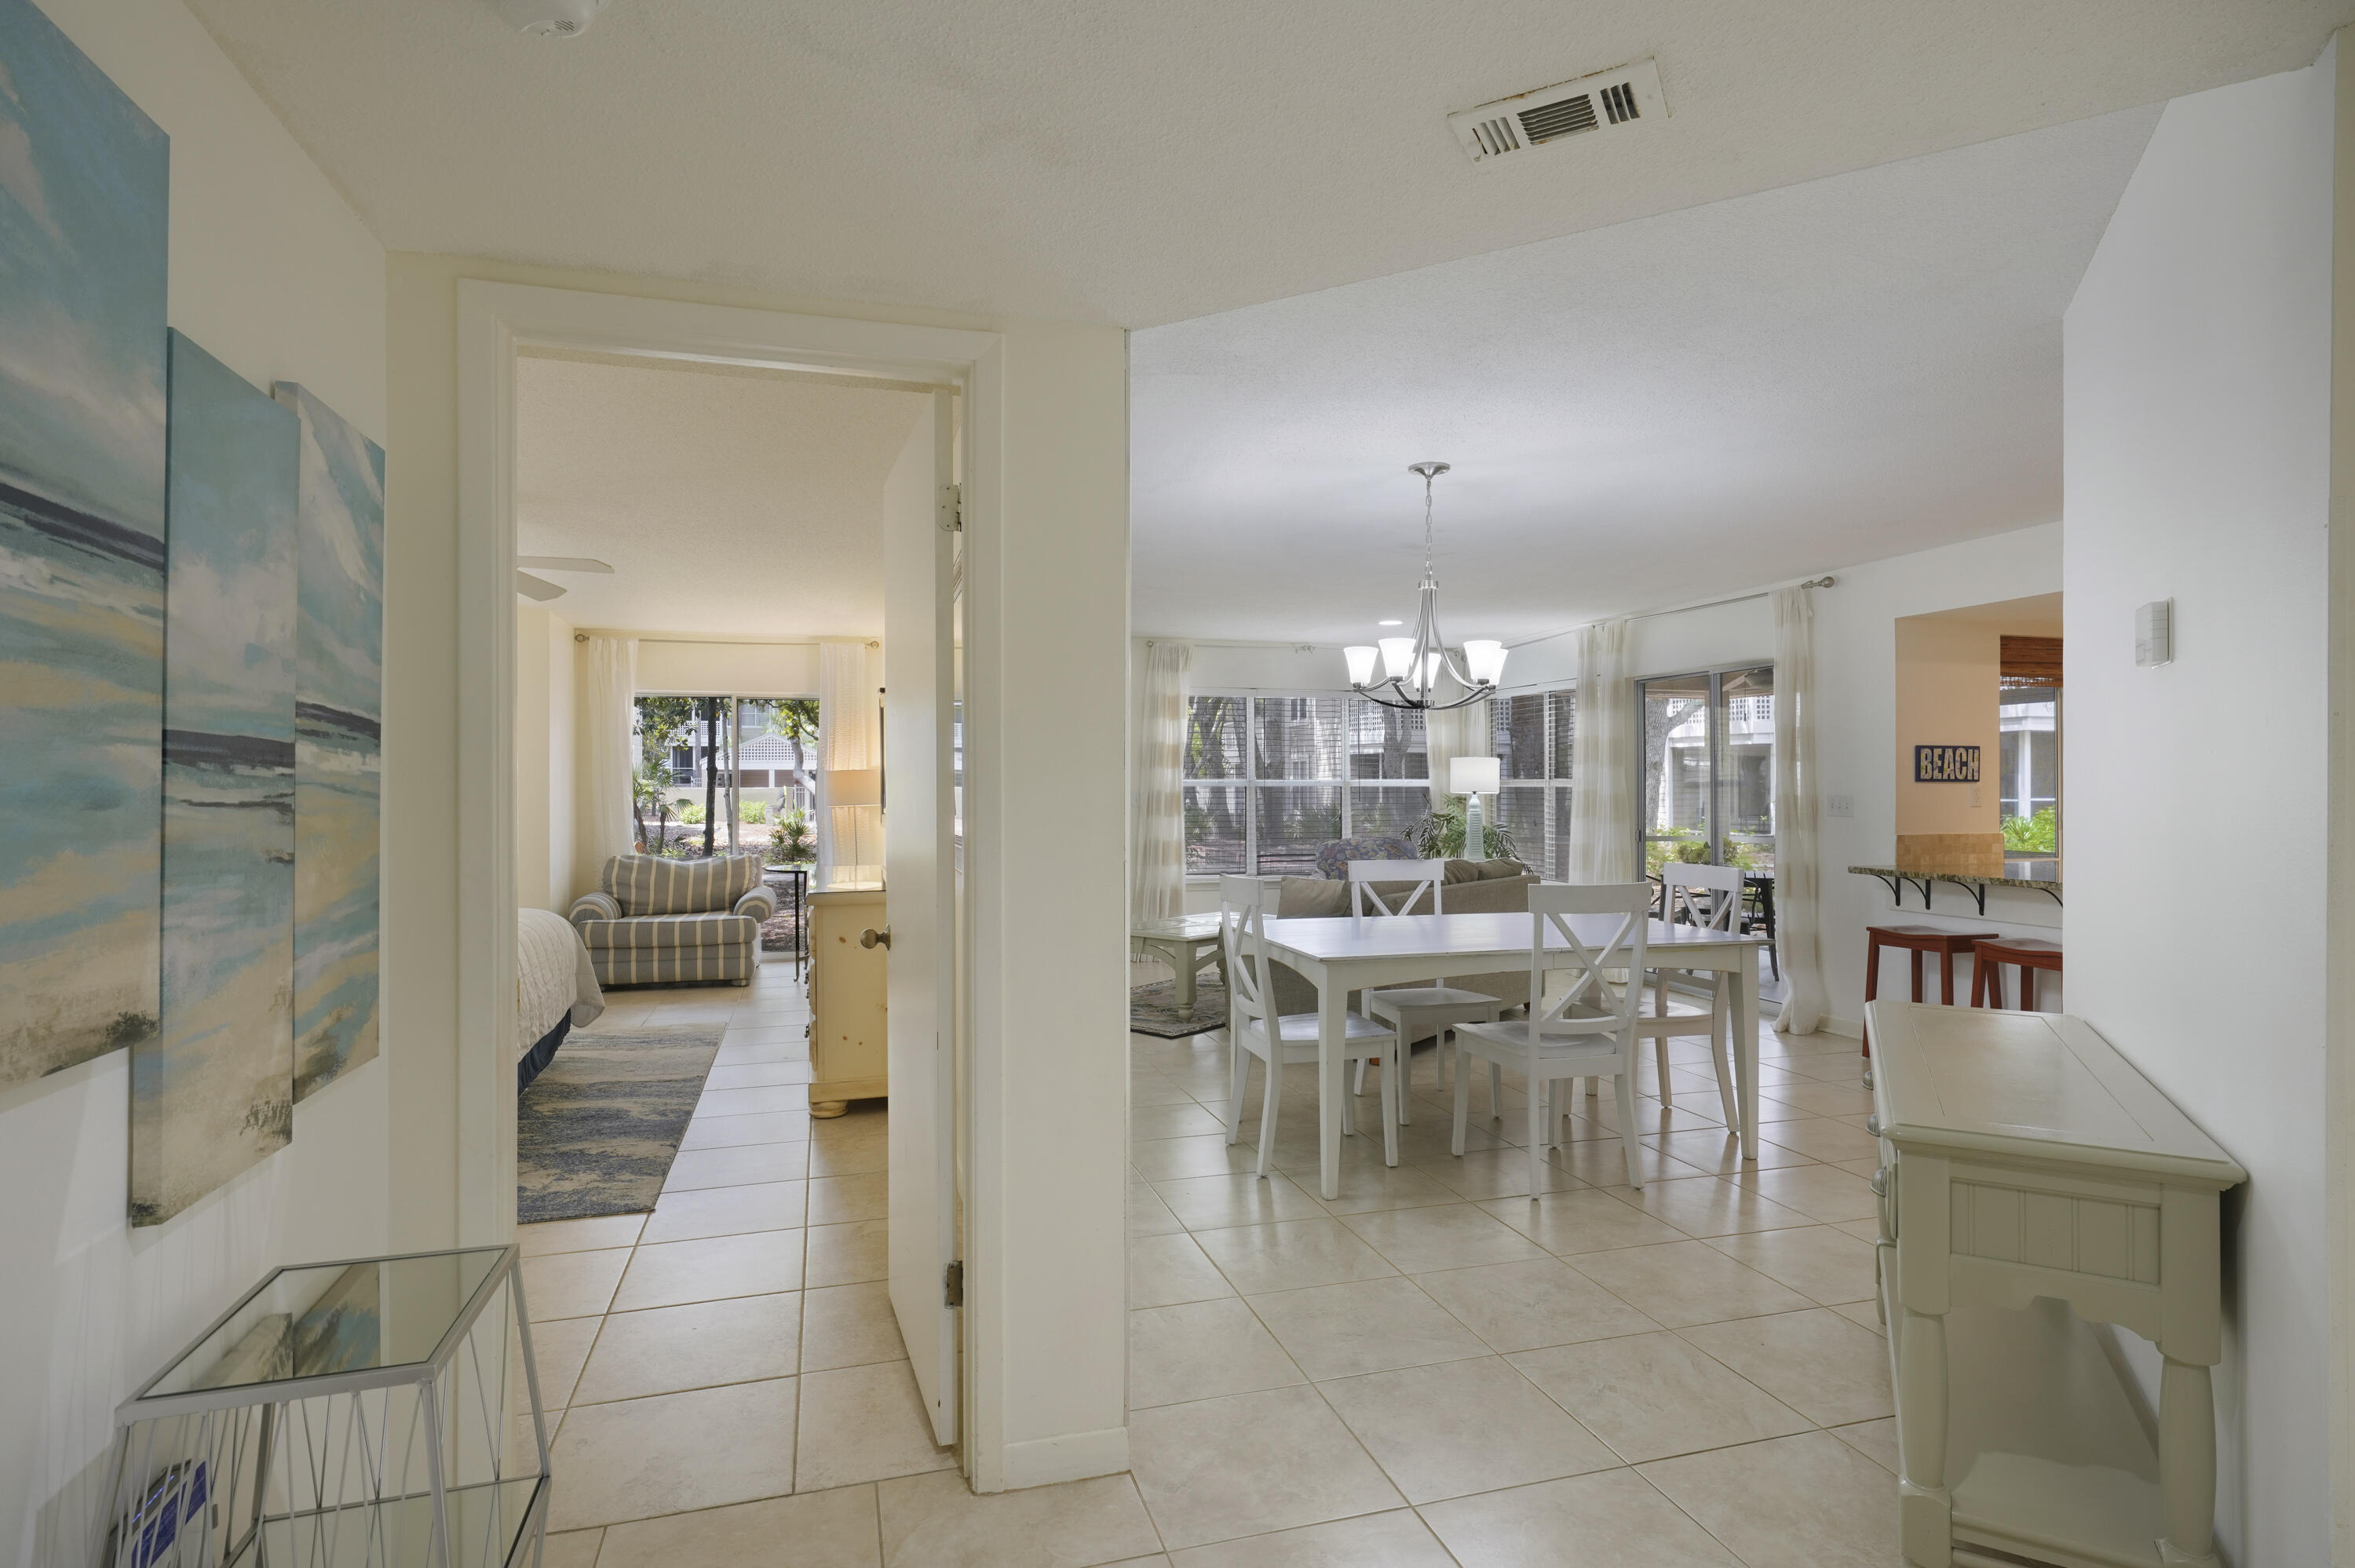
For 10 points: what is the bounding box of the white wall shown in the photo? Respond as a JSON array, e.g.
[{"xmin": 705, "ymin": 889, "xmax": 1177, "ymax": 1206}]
[
  {"xmin": 386, "ymin": 257, "xmax": 1128, "ymax": 1488},
  {"xmin": 2064, "ymin": 49, "xmax": 2335, "ymax": 1563},
  {"xmin": 633, "ymin": 636, "xmax": 823, "ymax": 695},
  {"xmin": 513, "ymin": 601, "xmax": 577, "ymax": 910},
  {"xmin": 0, "ymin": 2, "xmax": 388, "ymax": 1563}
]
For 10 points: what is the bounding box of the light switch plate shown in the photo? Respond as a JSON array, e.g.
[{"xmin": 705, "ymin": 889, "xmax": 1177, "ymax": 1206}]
[{"xmin": 1827, "ymin": 794, "xmax": 1854, "ymax": 819}]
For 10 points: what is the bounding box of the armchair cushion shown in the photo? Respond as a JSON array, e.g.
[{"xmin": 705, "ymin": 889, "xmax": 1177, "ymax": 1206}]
[{"xmin": 601, "ymin": 851, "xmax": 766, "ymax": 916}]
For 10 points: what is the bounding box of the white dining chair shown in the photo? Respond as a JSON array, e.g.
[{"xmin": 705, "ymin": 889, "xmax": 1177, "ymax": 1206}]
[
  {"xmin": 1349, "ymin": 859, "xmax": 1505, "ymax": 1119},
  {"xmin": 1450, "ymin": 882, "xmax": 1652, "ymax": 1194},
  {"xmin": 1634, "ymin": 862, "xmax": 1743, "ymax": 1129},
  {"xmin": 1218, "ymin": 874, "xmax": 1401, "ymax": 1177}
]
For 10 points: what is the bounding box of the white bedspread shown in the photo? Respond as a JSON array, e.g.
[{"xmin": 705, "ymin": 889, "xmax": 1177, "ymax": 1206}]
[{"xmin": 519, "ymin": 906, "xmax": 604, "ymax": 1056}]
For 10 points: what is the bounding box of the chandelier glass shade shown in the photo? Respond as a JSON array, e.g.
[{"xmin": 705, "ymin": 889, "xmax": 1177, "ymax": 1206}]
[{"xmin": 1344, "ymin": 462, "xmax": 1506, "ymax": 712}]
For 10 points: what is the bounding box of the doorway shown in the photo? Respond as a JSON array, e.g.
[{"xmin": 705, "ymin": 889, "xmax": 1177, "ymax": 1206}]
[
  {"xmin": 1638, "ymin": 662, "xmax": 1777, "ymax": 875},
  {"xmin": 461, "ymin": 283, "xmax": 986, "ymax": 1486}
]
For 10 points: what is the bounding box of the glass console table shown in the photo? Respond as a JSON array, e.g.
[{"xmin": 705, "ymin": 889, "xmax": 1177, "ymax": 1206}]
[{"xmin": 98, "ymin": 1245, "xmax": 548, "ymax": 1568}]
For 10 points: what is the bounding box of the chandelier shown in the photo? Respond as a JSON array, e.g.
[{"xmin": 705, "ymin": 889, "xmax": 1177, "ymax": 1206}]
[{"xmin": 1344, "ymin": 462, "xmax": 1506, "ymax": 711}]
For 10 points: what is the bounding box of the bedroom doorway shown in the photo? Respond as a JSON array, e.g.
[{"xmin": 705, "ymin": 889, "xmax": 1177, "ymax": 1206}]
[{"xmin": 475, "ymin": 293, "xmax": 980, "ymax": 1483}]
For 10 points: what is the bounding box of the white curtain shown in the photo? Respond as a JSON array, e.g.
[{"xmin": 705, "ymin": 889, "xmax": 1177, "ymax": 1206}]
[
  {"xmin": 1566, "ymin": 620, "xmax": 1636, "ymax": 884},
  {"xmin": 580, "ymin": 635, "xmax": 638, "ymax": 875},
  {"xmin": 1773, "ymin": 586, "xmax": 1827, "ymax": 1033},
  {"xmin": 816, "ymin": 641, "xmax": 879, "ymax": 883},
  {"xmin": 1130, "ymin": 641, "xmax": 1191, "ymax": 922}
]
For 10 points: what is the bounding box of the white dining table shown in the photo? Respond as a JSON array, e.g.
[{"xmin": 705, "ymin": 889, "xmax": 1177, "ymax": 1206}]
[{"xmin": 1259, "ymin": 909, "xmax": 1770, "ymax": 1201}]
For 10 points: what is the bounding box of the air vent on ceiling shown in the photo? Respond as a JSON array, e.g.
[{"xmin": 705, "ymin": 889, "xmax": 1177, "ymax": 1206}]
[{"xmin": 1448, "ymin": 57, "xmax": 1667, "ymax": 165}]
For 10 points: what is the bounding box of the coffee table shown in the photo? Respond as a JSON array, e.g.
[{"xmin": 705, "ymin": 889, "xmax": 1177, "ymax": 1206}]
[{"xmin": 1130, "ymin": 914, "xmax": 1228, "ymax": 1009}]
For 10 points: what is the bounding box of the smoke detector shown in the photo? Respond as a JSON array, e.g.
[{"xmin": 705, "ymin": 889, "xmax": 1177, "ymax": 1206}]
[
  {"xmin": 491, "ymin": 0, "xmax": 604, "ymax": 37},
  {"xmin": 1448, "ymin": 58, "xmax": 1667, "ymax": 164}
]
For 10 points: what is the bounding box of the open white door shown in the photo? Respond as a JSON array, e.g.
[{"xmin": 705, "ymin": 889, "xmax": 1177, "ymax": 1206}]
[{"xmin": 884, "ymin": 388, "xmax": 960, "ymax": 1447}]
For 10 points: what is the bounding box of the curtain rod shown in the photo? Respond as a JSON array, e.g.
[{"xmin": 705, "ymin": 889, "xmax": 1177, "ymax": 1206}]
[
  {"xmin": 571, "ymin": 634, "xmax": 877, "ymax": 648},
  {"xmin": 1504, "ymin": 576, "xmax": 1835, "ymax": 651}
]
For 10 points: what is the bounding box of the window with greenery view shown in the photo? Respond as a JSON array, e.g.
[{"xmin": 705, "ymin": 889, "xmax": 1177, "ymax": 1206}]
[{"xmin": 1182, "ymin": 688, "xmax": 1577, "ymax": 877}]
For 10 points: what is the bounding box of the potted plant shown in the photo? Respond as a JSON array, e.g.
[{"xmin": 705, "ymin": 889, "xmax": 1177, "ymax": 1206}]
[{"xmin": 1409, "ymin": 795, "xmax": 1519, "ymax": 862}]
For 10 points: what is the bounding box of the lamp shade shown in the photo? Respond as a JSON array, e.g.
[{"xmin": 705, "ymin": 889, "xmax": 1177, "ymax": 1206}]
[
  {"xmin": 1463, "ymin": 640, "xmax": 1506, "ymax": 686},
  {"xmin": 1343, "ymin": 645, "xmax": 1378, "ymax": 686},
  {"xmin": 1378, "ymin": 638, "xmax": 1415, "ymax": 680},
  {"xmin": 1450, "ymin": 756, "xmax": 1501, "ymax": 796},
  {"xmin": 825, "ymin": 767, "xmax": 882, "ymax": 808}
]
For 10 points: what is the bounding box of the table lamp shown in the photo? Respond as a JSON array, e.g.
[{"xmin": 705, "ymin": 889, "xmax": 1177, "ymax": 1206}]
[{"xmin": 1451, "ymin": 756, "xmax": 1501, "ymax": 860}]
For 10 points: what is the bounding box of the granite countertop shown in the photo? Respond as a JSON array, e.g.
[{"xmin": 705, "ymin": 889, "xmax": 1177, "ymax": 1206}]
[{"xmin": 1849, "ymin": 864, "xmax": 2061, "ymax": 892}]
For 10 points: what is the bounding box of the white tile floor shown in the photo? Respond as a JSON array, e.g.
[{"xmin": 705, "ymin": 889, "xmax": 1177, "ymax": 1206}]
[{"xmin": 518, "ymin": 959, "xmax": 1900, "ymax": 1566}]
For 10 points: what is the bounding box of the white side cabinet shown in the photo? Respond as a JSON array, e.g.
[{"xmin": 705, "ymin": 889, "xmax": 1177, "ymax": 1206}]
[
  {"xmin": 1865, "ymin": 1003, "xmax": 2244, "ymax": 1568},
  {"xmin": 809, "ymin": 884, "xmax": 888, "ymax": 1118}
]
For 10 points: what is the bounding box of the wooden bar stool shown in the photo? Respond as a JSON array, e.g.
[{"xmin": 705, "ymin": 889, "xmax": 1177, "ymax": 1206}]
[
  {"xmin": 1862, "ymin": 924, "xmax": 1999, "ymax": 1075},
  {"xmin": 1971, "ymin": 936, "xmax": 2064, "ymax": 1010}
]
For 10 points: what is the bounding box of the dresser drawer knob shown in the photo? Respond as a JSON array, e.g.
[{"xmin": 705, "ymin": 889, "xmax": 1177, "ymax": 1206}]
[
  {"xmin": 1868, "ymin": 1165, "xmax": 1891, "ymax": 1198},
  {"xmin": 1866, "ymin": 1114, "xmax": 1882, "ymax": 1137}
]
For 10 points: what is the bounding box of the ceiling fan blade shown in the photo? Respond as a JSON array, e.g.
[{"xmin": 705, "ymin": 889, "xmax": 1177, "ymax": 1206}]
[
  {"xmin": 515, "ymin": 556, "xmax": 614, "ymax": 574},
  {"xmin": 515, "ymin": 571, "xmax": 567, "ymax": 601}
]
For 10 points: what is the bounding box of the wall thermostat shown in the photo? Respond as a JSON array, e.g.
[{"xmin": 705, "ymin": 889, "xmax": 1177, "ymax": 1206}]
[{"xmin": 2136, "ymin": 600, "xmax": 2173, "ymax": 667}]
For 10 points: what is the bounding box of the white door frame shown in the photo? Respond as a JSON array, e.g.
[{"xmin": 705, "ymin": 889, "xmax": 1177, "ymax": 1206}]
[{"xmin": 454, "ymin": 279, "xmax": 999, "ymax": 1466}]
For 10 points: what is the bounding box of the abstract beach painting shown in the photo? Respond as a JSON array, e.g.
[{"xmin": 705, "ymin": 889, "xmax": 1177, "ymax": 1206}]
[
  {"xmin": 134, "ymin": 332, "xmax": 298, "ymax": 1227},
  {"xmin": 0, "ymin": 0, "xmax": 170, "ymax": 1088},
  {"xmin": 277, "ymin": 384, "xmax": 384, "ymax": 1102}
]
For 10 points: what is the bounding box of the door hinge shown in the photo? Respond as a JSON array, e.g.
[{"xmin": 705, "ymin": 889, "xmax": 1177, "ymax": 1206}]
[
  {"xmin": 944, "ymin": 1260, "xmax": 964, "ymax": 1307},
  {"xmin": 939, "ymin": 483, "xmax": 963, "ymax": 532}
]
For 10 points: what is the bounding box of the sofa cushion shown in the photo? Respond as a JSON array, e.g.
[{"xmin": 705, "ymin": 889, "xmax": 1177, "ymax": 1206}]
[{"xmin": 602, "ymin": 851, "xmax": 765, "ymax": 916}]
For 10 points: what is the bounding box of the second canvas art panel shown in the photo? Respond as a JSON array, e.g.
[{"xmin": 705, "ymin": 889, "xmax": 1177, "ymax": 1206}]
[{"xmin": 133, "ymin": 332, "xmax": 298, "ymax": 1227}]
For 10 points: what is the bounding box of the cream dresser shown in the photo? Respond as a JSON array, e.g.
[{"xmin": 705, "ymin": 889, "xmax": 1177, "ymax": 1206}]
[
  {"xmin": 807, "ymin": 881, "xmax": 887, "ymax": 1118},
  {"xmin": 1866, "ymin": 1002, "xmax": 2244, "ymax": 1568}
]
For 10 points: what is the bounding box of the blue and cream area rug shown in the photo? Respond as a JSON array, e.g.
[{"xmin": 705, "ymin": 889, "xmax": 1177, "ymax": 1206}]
[
  {"xmin": 1130, "ymin": 979, "xmax": 1228, "ymax": 1039},
  {"xmin": 517, "ymin": 1025, "xmax": 725, "ymax": 1223}
]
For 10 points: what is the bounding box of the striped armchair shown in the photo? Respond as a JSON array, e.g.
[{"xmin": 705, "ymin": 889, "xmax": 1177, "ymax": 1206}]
[{"xmin": 568, "ymin": 853, "xmax": 778, "ymax": 987}]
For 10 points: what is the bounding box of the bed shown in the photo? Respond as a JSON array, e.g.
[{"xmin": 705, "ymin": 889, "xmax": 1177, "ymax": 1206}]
[{"xmin": 519, "ymin": 906, "xmax": 605, "ymax": 1090}]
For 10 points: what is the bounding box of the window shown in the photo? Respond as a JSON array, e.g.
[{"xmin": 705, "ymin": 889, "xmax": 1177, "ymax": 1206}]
[
  {"xmin": 1183, "ymin": 687, "xmax": 1578, "ymax": 877},
  {"xmin": 1999, "ymin": 685, "xmax": 2059, "ymax": 857},
  {"xmin": 1490, "ymin": 691, "xmax": 1578, "ymax": 881},
  {"xmin": 1638, "ymin": 664, "xmax": 1774, "ymax": 875}
]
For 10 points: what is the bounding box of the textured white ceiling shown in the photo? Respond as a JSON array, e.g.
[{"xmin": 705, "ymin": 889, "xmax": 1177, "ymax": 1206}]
[
  {"xmin": 1130, "ymin": 108, "xmax": 2160, "ymax": 646},
  {"xmin": 187, "ymin": 0, "xmax": 2343, "ymax": 326},
  {"xmin": 514, "ymin": 352, "xmax": 924, "ymax": 636}
]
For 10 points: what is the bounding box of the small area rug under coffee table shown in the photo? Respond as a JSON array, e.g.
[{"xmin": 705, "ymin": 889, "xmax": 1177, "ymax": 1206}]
[
  {"xmin": 517, "ymin": 1024, "xmax": 725, "ymax": 1223},
  {"xmin": 1130, "ymin": 979, "xmax": 1228, "ymax": 1039}
]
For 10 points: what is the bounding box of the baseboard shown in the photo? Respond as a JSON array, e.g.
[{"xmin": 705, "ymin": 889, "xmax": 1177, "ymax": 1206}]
[
  {"xmin": 1815, "ymin": 1014, "xmax": 1863, "ymax": 1040},
  {"xmin": 997, "ymin": 1425, "xmax": 1130, "ymax": 1491}
]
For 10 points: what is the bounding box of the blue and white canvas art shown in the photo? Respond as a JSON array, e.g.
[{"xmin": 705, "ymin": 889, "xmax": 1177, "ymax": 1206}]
[
  {"xmin": 277, "ymin": 385, "xmax": 383, "ymax": 1102},
  {"xmin": 133, "ymin": 332, "xmax": 298, "ymax": 1227},
  {"xmin": 0, "ymin": 0, "xmax": 169, "ymax": 1088}
]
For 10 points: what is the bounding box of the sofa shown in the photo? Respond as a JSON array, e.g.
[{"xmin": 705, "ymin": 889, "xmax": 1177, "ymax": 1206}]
[
  {"xmin": 568, "ymin": 852, "xmax": 778, "ymax": 987},
  {"xmin": 1259, "ymin": 857, "xmax": 1539, "ymax": 1018}
]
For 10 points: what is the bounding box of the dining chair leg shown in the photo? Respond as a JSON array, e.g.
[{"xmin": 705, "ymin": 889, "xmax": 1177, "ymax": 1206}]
[
  {"xmin": 1393, "ymin": 1042, "xmax": 1412, "ymax": 1127},
  {"xmin": 1613, "ymin": 1065, "xmax": 1645, "ymax": 1190},
  {"xmin": 1353, "ymin": 1059, "xmax": 1367, "ymax": 1098},
  {"xmin": 1527, "ymin": 1068, "xmax": 1547, "ymax": 1203},
  {"xmin": 1378, "ymin": 1051, "xmax": 1400, "ymax": 1166},
  {"xmin": 1488, "ymin": 1062, "xmax": 1503, "ymax": 1123},
  {"xmin": 1655, "ymin": 1037, "xmax": 1674, "ymax": 1107},
  {"xmin": 1225, "ymin": 1036, "xmax": 1250, "ymax": 1144},
  {"xmin": 1651, "ymin": 973, "xmax": 1675, "ymax": 1109},
  {"xmin": 1710, "ymin": 980, "xmax": 1738, "ymax": 1129},
  {"xmin": 1340, "ymin": 1068, "xmax": 1356, "ymax": 1137},
  {"xmin": 1451, "ymin": 1053, "xmax": 1473, "ymax": 1156},
  {"xmin": 1254, "ymin": 1054, "xmax": 1282, "ymax": 1178}
]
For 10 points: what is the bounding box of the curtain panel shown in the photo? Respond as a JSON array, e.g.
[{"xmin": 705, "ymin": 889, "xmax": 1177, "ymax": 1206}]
[
  {"xmin": 1130, "ymin": 641, "xmax": 1192, "ymax": 923},
  {"xmin": 1565, "ymin": 620, "xmax": 1636, "ymax": 884},
  {"xmin": 580, "ymin": 635, "xmax": 639, "ymax": 881},
  {"xmin": 816, "ymin": 640, "xmax": 880, "ymax": 883},
  {"xmin": 1772, "ymin": 586, "xmax": 1827, "ymax": 1033}
]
